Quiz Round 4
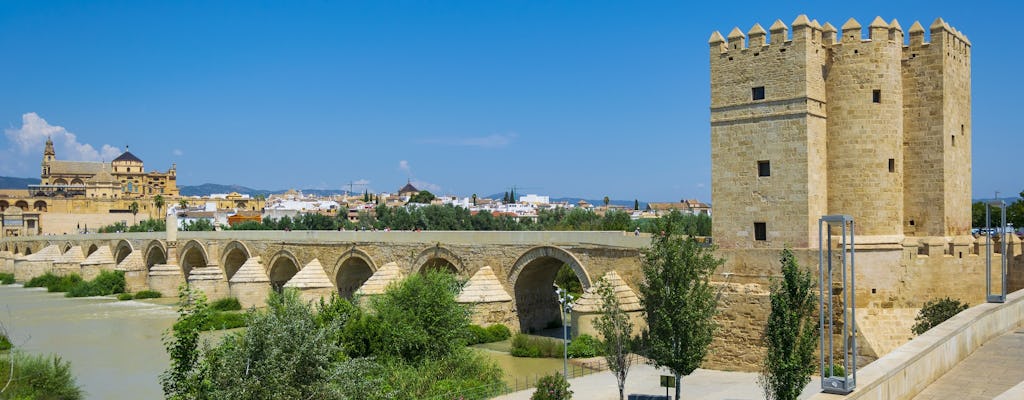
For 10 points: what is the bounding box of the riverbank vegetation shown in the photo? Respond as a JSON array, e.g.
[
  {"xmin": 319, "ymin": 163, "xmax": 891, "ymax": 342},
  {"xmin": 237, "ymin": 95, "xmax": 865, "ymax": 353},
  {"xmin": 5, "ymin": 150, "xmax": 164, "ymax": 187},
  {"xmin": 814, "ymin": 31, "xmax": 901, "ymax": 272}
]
[
  {"xmin": 118, "ymin": 289, "xmax": 162, "ymax": 301},
  {"xmin": 0, "ymin": 273, "xmax": 14, "ymax": 285},
  {"xmin": 23, "ymin": 271, "xmax": 126, "ymax": 298},
  {"xmin": 162, "ymin": 271, "xmax": 505, "ymax": 399},
  {"xmin": 0, "ymin": 327, "xmax": 83, "ymax": 399}
]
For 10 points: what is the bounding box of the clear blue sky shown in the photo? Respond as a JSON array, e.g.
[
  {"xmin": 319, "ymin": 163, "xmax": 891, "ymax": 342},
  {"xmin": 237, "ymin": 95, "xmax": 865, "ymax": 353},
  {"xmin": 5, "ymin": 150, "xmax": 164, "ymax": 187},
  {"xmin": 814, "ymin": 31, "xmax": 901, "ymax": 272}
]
[{"xmin": 1, "ymin": 1, "xmax": 1018, "ymax": 202}]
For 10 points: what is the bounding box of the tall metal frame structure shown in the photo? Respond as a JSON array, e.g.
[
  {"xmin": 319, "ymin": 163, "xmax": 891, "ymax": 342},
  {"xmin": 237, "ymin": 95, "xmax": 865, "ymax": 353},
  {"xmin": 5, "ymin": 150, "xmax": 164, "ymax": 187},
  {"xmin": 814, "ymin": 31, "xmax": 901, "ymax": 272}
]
[
  {"xmin": 818, "ymin": 215, "xmax": 856, "ymax": 395},
  {"xmin": 985, "ymin": 200, "xmax": 1008, "ymax": 303}
]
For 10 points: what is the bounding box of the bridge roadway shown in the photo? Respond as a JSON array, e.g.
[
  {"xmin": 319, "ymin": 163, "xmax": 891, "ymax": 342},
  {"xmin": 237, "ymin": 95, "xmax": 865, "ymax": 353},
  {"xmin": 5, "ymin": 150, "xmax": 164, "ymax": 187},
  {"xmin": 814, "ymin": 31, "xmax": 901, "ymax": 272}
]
[{"xmin": 0, "ymin": 230, "xmax": 648, "ymax": 332}]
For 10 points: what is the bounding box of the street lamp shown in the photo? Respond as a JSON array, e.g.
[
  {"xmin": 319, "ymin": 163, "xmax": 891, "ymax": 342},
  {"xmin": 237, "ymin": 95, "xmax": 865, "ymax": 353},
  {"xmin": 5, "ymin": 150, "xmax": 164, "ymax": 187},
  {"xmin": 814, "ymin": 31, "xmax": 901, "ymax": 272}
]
[{"xmin": 555, "ymin": 284, "xmax": 575, "ymax": 379}]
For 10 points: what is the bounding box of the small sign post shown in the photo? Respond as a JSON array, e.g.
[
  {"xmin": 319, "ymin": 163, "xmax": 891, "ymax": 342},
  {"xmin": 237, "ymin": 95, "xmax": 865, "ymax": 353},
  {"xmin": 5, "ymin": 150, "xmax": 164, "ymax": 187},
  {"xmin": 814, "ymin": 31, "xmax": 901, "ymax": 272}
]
[{"xmin": 660, "ymin": 375, "xmax": 675, "ymax": 399}]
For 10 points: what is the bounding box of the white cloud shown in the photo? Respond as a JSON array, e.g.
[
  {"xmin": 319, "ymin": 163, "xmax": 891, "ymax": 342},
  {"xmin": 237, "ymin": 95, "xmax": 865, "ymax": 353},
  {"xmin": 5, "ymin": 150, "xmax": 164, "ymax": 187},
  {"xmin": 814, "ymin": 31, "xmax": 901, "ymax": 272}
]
[
  {"xmin": 172, "ymin": 149, "xmax": 184, "ymax": 156},
  {"xmin": 4, "ymin": 112, "xmax": 121, "ymax": 162},
  {"xmin": 696, "ymin": 183, "xmax": 706, "ymax": 189},
  {"xmin": 399, "ymin": 160, "xmax": 411, "ymax": 174},
  {"xmin": 353, "ymin": 179, "xmax": 370, "ymax": 186},
  {"xmin": 412, "ymin": 180, "xmax": 442, "ymax": 193},
  {"xmin": 419, "ymin": 132, "xmax": 518, "ymax": 149}
]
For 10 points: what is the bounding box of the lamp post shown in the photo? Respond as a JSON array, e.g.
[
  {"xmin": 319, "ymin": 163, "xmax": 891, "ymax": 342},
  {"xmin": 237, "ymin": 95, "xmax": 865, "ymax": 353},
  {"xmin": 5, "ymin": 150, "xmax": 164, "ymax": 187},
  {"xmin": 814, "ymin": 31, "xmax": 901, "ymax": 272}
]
[{"xmin": 555, "ymin": 285, "xmax": 575, "ymax": 379}]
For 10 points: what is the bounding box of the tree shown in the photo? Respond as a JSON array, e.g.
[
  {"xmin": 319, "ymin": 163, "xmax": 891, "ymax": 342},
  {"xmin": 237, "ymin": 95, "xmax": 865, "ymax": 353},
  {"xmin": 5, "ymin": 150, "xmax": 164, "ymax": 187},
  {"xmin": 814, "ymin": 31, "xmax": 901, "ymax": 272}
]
[
  {"xmin": 634, "ymin": 199, "xmax": 639, "ymax": 211},
  {"xmin": 594, "ymin": 277, "xmax": 634, "ymax": 400},
  {"xmin": 603, "ymin": 196, "xmax": 610, "ymax": 207},
  {"xmin": 160, "ymin": 285, "xmax": 210, "ymax": 399},
  {"xmin": 178, "ymin": 199, "xmax": 188, "ymax": 211},
  {"xmin": 759, "ymin": 249, "xmax": 818, "ymax": 400},
  {"xmin": 637, "ymin": 230, "xmax": 722, "ymax": 400},
  {"xmin": 128, "ymin": 201, "xmax": 139, "ymax": 224},
  {"xmin": 153, "ymin": 195, "xmax": 165, "ymax": 217},
  {"xmin": 408, "ymin": 190, "xmax": 436, "ymax": 204},
  {"xmin": 472, "ymin": 194, "xmax": 477, "ymax": 206},
  {"xmin": 911, "ymin": 297, "xmax": 968, "ymax": 335}
]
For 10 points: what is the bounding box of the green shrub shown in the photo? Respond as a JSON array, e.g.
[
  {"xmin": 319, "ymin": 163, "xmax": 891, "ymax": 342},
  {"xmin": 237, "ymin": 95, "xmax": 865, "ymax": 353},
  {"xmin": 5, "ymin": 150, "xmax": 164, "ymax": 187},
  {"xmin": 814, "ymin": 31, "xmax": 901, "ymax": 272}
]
[
  {"xmin": 828, "ymin": 363, "xmax": 846, "ymax": 377},
  {"xmin": 566, "ymin": 334, "xmax": 603, "ymax": 358},
  {"xmin": 210, "ymin": 297, "xmax": 242, "ymax": 311},
  {"xmin": 912, "ymin": 297, "xmax": 969, "ymax": 335},
  {"xmin": 66, "ymin": 270, "xmax": 125, "ymax": 297},
  {"xmin": 25, "ymin": 273, "xmax": 83, "ymax": 293},
  {"xmin": 0, "ymin": 272, "xmax": 14, "ymax": 284},
  {"xmin": 510, "ymin": 333, "xmax": 563, "ymax": 358},
  {"xmin": 486, "ymin": 324, "xmax": 512, "ymax": 341},
  {"xmin": 199, "ymin": 311, "xmax": 247, "ymax": 331},
  {"xmin": 531, "ymin": 372, "xmax": 572, "ymax": 400},
  {"xmin": 467, "ymin": 324, "xmax": 491, "ymax": 345},
  {"xmin": 117, "ymin": 293, "xmax": 134, "ymax": 301},
  {"xmin": 134, "ymin": 290, "xmax": 163, "ymax": 299},
  {"xmin": 1, "ymin": 332, "xmax": 11, "ymax": 351},
  {"xmin": 0, "ymin": 351, "xmax": 83, "ymax": 399}
]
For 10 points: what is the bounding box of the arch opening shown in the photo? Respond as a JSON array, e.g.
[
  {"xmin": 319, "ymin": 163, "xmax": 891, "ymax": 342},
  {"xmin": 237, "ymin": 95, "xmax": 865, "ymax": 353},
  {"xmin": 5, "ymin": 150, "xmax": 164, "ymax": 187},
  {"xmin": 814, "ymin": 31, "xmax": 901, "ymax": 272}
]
[
  {"xmin": 14, "ymin": 201, "xmax": 28, "ymax": 211},
  {"xmin": 145, "ymin": 245, "xmax": 167, "ymax": 269},
  {"xmin": 24, "ymin": 247, "xmax": 32, "ymax": 256},
  {"xmin": 180, "ymin": 243, "xmax": 208, "ymax": 277},
  {"xmin": 33, "ymin": 201, "xmax": 47, "ymax": 212},
  {"xmin": 510, "ymin": 247, "xmax": 591, "ymax": 334},
  {"xmin": 336, "ymin": 257, "xmax": 374, "ymax": 299},
  {"xmin": 62, "ymin": 243, "xmax": 72, "ymax": 253},
  {"xmin": 269, "ymin": 255, "xmax": 299, "ymax": 292},
  {"xmin": 420, "ymin": 258, "xmax": 457, "ymax": 274},
  {"xmin": 221, "ymin": 247, "xmax": 248, "ymax": 281},
  {"xmin": 115, "ymin": 241, "xmax": 133, "ymax": 264},
  {"xmin": 0, "ymin": 200, "xmax": 9, "ymax": 211},
  {"xmin": 86, "ymin": 244, "xmax": 99, "ymax": 257}
]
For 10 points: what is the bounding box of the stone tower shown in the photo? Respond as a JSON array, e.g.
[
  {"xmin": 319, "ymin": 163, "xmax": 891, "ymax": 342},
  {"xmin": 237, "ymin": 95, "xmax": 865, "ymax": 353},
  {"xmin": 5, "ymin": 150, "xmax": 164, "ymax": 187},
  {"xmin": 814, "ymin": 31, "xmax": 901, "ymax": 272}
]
[
  {"xmin": 41, "ymin": 137, "xmax": 55, "ymax": 177},
  {"xmin": 709, "ymin": 15, "xmax": 971, "ymax": 249}
]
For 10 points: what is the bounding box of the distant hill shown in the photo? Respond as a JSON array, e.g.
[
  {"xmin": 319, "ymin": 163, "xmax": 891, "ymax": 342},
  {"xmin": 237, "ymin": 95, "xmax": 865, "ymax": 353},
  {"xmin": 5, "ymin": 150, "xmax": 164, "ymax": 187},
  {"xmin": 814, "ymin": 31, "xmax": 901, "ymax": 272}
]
[
  {"xmin": 178, "ymin": 183, "xmax": 349, "ymax": 198},
  {"xmin": 0, "ymin": 176, "xmax": 37, "ymax": 189},
  {"xmin": 482, "ymin": 193, "xmax": 650, "ymax": 209}
]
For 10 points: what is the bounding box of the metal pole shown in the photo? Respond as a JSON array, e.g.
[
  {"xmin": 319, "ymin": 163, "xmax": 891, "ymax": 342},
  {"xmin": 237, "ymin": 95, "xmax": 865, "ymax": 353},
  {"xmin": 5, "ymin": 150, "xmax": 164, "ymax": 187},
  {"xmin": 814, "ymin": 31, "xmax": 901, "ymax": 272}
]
[
  {"xmin": 841, "ymin": 220, "xmax": 848, "ymax": 379},
  {"xmin": 1002, "ymin": 209, "xmax": 1008, "ymax": 299},
  {"xmin": 818, "ymin": 218, "xmax": 826, "ymax": 379},
  {"xmin": 987, "ymin": 204, "xmax": 992, "ymax": 297},
  {"xmin": 850, "ymin": 219, "xmax": 857, "ymax": 384},
  {"xmin": 563, "ymin": 304, "xmax": 569, "ymax": 379}
]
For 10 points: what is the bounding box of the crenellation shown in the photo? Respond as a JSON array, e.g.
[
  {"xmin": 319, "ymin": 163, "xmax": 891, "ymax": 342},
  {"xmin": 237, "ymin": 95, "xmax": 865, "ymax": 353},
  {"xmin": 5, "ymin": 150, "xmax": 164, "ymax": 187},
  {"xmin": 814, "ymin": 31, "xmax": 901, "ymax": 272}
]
[
  {"xmin": 869, "ymin": 16, "xmax": 889, "ymax": 41},
  {"xmin": 747, "ymin": 23, "xmax": 767, "ymax": 47},
  {"xmin": 769, "ymin": 19, "xmax": 787, "ymax": 45},
  {"xmin": 841, "ymin": 18, "xmax": 862, "ymax": 42},
  {"xmin": 889, "ymin": 19, "xmax": 903, "ymax": 44},
  {"xmin": 727, "ymin": 27, "xmax": 745, "ymax": 50},
  {"xmin": 821, "ymin": 22, "xmax": 837, "ymax": 46}
]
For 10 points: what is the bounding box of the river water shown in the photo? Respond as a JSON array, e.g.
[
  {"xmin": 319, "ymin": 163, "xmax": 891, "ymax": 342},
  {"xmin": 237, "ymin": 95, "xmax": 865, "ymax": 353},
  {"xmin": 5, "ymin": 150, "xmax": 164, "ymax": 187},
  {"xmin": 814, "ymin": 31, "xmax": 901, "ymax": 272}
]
[{"xmin": 0, "ymin": 284, "xmax": 177, "ymax": 399}]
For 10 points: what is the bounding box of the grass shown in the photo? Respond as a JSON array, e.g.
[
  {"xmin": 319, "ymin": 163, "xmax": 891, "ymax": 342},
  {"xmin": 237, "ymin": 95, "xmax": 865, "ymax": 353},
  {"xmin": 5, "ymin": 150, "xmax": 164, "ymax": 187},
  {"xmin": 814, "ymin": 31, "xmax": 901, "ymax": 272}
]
[
  {"xmin": 117, "ymin": 293, "xmax": 134, "ymax": 300},
  {"xmin": 466, "ymin": 324, "xmax": 512, "ymax": 345},
  {"xmin": 509, "ymin": 333, "xmax": 563, "ymax": 358},
  {"xmin": 134, "ymin": 290, "xmax": 162, "ymax": 299},
  {"xmin": 210, "ymin": 297, "xmax": 242, "ymax": 311},
  {"xmin": 0, "ymin": 351, "xmax": 83, "ymax": 399},
  {"xmin": 0, "ymin": 272, "xmax": 14, "ymax": 284}
]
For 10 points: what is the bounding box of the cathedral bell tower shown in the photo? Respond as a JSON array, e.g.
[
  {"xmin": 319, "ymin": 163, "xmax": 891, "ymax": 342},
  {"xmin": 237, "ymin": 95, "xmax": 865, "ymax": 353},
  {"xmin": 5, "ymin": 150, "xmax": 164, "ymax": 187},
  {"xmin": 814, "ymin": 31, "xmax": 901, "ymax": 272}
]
[{"xmin": 41, "ymin": 137, "xmax": 55, "ymax": 178}]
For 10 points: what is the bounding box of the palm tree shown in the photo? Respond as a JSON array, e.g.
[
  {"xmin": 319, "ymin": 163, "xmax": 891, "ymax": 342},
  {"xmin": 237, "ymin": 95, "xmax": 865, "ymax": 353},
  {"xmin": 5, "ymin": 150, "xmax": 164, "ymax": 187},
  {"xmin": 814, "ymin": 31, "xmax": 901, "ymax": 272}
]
[
  {"xmin": 472, "ymin": 194, "xmax": 478, "ymax": 206},
  {"xmin": 153, "ymin": 195, "xmax": 165, "ymax": 217},
  {"xmin": 603, "ymin": 196, "xmax": 610, "ymax": 207},
  {"xmin": 129, "ymin": 201, "xmax": 139, "ymax": 224},
  {"xmin": 178, "ymin": 199, "xmax": 188, "ymax": 211}
]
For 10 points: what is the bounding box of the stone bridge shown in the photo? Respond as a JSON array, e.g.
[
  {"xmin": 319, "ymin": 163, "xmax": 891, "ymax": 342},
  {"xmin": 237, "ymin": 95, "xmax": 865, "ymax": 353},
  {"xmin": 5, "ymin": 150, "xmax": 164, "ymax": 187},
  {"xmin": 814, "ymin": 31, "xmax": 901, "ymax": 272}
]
[{"xmin": 0, "ymin": 231, "xmax": 648, "ymax": 332}]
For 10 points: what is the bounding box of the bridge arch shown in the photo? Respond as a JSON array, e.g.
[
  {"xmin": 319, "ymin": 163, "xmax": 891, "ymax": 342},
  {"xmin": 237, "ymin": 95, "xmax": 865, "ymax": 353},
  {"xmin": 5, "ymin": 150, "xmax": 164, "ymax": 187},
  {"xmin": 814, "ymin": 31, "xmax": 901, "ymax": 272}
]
[
  {"xmin": 24, "ymin": 246, "xmax": 32, "ymax": 256},
  {"xmin": 509, "ymin": 246, "xmax": 592, "ymax": 333},
  {"xmin": 220, "ymin": 241, "xmax": 252, "ymax": 281},
  {"xmin": 143, "ymin": 240, "xmax": 167, "ymax": 270},
  {"xmin": 114, "ymin": 240, "xmax": 134, "ymax": 264},
  {"xmin": 334, "ymin": 248, "xmax": 377, "ymax": 298},
  {"xmin": 61, "ymin": 242, "xmax": 73, "ymax": 254},
  {"xmin": 267, "ymin": 250, "xmax": 300, "ymax": 292},
  {"xmin": 179, "ymin": 240, "xmax": 209, "ymax": 277},
  {"xmin": 86, "ymin": 243, "xmax": 99, "ymax": 257},
  {"xmin": 412, "ymin": 245, "xmax": 464, "ymax": 275}
]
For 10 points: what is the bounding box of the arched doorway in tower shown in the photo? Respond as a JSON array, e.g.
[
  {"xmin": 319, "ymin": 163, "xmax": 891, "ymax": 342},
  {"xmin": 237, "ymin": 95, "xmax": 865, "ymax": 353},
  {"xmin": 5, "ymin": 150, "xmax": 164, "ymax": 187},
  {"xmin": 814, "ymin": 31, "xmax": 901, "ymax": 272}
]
[
  {"xmin": 510, "ymin": 246, "xmax": 590, "ymax": 334},
  {"xmin": 0, "ymin": 200, "xmax": 8, "ymax": 211},
  {"xmin": 268, "ymin": 253, "xmax": 299, "ymax": 292},
  {"xmin": 14, "ymin": 201, "xmax": 28, "ymax": 211},
  {"xmin": 335, "ymin": 255, "xmax": 374, "ymax": 299}
]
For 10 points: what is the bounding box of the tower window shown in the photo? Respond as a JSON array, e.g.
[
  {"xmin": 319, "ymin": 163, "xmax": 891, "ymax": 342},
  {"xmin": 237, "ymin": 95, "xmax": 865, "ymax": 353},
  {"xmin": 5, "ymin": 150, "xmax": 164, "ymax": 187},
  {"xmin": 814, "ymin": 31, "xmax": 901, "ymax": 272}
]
[
  {"xmin": 951, "ymin": 135, "xmax": 956, "ymax": 147},
  {"xmin": 754, "ymin": 222, "xmax": 767, "ymax": 241},
  {"xmin": 752, "ymin": 86, "xmax": 765, "ymax": 100},
  {"xmin": 758, "ymin": 160, "xmax": 771, "ymax": 177},
  {"xmin": 888, "ymin": 158, "xmax": 895, "ymax": 173},
  {"xmin": 872, "ymin": 90, "xmax": 881, "ymax": 103},
  {"xmin": 961, "ymin": 124, "xmax": 965, "ymax": 135}
]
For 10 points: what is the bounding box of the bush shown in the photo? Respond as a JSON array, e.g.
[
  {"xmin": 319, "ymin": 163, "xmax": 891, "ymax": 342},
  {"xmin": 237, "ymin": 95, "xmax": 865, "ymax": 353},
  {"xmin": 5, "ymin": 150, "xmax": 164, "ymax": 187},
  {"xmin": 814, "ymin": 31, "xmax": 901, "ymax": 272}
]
[
  {"xmin": 199, "ymin": 311, "xmax": 247, "ymax": 331},
  {"xmin": 210, "ymin": 297, "xmax": 242, "ymax": 311},
  {"xmin": 25, "ymin": 273, "xmax": 83, "ymax": 293},
  {"xmin": 66, "ymin": 270, "xmax": 125, "ymax": 297},
  {"xmin": 828, "ymin": 363, "xmax": 846, "ymax": 377},
  {"xmin": 510, "ymin": 333, "xmax": 563, "ymax": 358},
  {"xmin": 466, "ymin": 324, "xmax": 512, "ymax": 345},
  {"xmin": 566, "ymin": 334, "xmax": 602, "ymax": 358},
  {"xmin": 0, "ymin": 351, "xmax": 83, "ymax": 399},
  {"xmin": 531, "ymin": 372, "xmax": 572, "ymax": 400},
  {"xmin": 487, "ymin": 324, "xmax": 512, "ymax": 341},
  {"xmin": 0, "ymin": 272, "xmax": 14, "ymax": 284},
  {"xmin": 134, "ymin": 290, "xmax": 163, "ymax": 299},
  {"xmin": 1, "ymin": 332, "xmax": 11, "ymax": 351},
  {"xmin": 117, "ymin": 293, "xmax": 134, "ymax": 301},
  {"xmin": 912, "ymin": 297, "xmax": 969, "ymax": 335}
]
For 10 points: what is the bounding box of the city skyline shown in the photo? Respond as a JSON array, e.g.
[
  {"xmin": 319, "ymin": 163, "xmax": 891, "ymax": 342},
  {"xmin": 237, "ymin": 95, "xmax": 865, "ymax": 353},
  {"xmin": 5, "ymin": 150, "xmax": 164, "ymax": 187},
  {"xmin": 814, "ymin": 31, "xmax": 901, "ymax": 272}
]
[{"xmin": 2, "ymin": 1, "xmax": 1017, "ymax": 201}]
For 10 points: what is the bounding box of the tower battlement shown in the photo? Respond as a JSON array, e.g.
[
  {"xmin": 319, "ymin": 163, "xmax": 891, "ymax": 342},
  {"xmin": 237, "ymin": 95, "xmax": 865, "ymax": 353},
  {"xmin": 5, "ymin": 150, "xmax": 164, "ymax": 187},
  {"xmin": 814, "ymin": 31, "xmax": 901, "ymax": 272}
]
[{"xmin": 709, "ymin": 15, "xmax": 971, "ymax": 249}]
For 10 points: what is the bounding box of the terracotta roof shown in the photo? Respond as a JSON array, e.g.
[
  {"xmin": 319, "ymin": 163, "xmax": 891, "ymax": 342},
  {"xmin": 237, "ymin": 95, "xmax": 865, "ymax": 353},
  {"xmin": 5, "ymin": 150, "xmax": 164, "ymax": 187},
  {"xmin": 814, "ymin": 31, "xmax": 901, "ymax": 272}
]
[
  {"xmin": 49, "ymin": 161, "xmax": 105, "ymax": 176},
  {"xmin": 113, "ymin": 151, "xmax": 142, "ymax": 163}
]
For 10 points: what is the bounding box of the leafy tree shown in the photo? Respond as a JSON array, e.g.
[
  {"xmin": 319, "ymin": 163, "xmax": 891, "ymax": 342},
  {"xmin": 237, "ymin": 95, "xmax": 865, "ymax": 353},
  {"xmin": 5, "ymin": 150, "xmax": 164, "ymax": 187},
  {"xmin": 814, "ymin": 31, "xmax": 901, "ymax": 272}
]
[
  {"xmin": 911, "ymin": 297, "xmax": 969, "ymax": 335},
  {"xmin": 153, "ymin": 195, "xmax": 165, "ymax": 216},
  {"xmin": 554, "ymin": 264, "xmax": 583, "ymax": 298},
  {"xmin": 634, "ymin": 199, "xmax": 639, "ymax": 211},
  {"xmin": 178, "ymin": 199, "xmax": 188, "ymax": 210},
  {"xmin": 160, "ymin": 285, "xmax": 210, "ymax": 399},
  {"xmin": 531, "ymin": 372, "xmax": 572, "ymax": 400},
  {"xmin": 363, "ymin": 271, "xmax": 469, "ymax": 362},
  {"xmin": 637, "ymin": 230, "xmax": 722, "ymax": 400},
  {"xmin": 182, "ymin": 219, "xmax": 215, "ymax": 231},
  {"xmin": 408, "ymin": 190, "xmax": 436, "ymax": 204},
  {"xmin": 129, "ymin": 201, "xmax": 139, "ymax": 224},
  {"xmin": 759, "ymin": 249, "xmax": 818, "ymax": 400},
  {"xmin": 594, "ymin": 277, "xmax": 635, "ymax": 400},
  {"xmin": 601, "ymin": 210, "xmax": 631, "ymax": 231},
  {"xmin": 603, "ymin": 196, "xmax": 610, "ymax": 207}
]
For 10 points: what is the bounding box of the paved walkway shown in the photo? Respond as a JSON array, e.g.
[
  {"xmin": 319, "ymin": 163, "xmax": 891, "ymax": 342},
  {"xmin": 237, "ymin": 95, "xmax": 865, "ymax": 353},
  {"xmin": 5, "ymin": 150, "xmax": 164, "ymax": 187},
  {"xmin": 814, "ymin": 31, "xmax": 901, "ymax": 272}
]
[
  {"xmin": 493, "ymin": 364, "xmax": 821, "ymax": 400},
  {"xmin": 913, "ymin": 327, "xmax": 1024, "ymax": 400}
]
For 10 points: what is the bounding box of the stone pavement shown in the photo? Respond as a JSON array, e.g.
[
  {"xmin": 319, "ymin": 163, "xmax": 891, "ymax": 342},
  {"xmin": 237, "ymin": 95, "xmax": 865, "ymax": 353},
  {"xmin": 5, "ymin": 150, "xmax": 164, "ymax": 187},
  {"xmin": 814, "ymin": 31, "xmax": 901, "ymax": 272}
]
[
  {"xmin": 493, "ymin": 363, "xmax": 821, "ymax": 400},
  {"xmin": 913, "ymin": 327, "xmax": 1024, "ymax": 400}
]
